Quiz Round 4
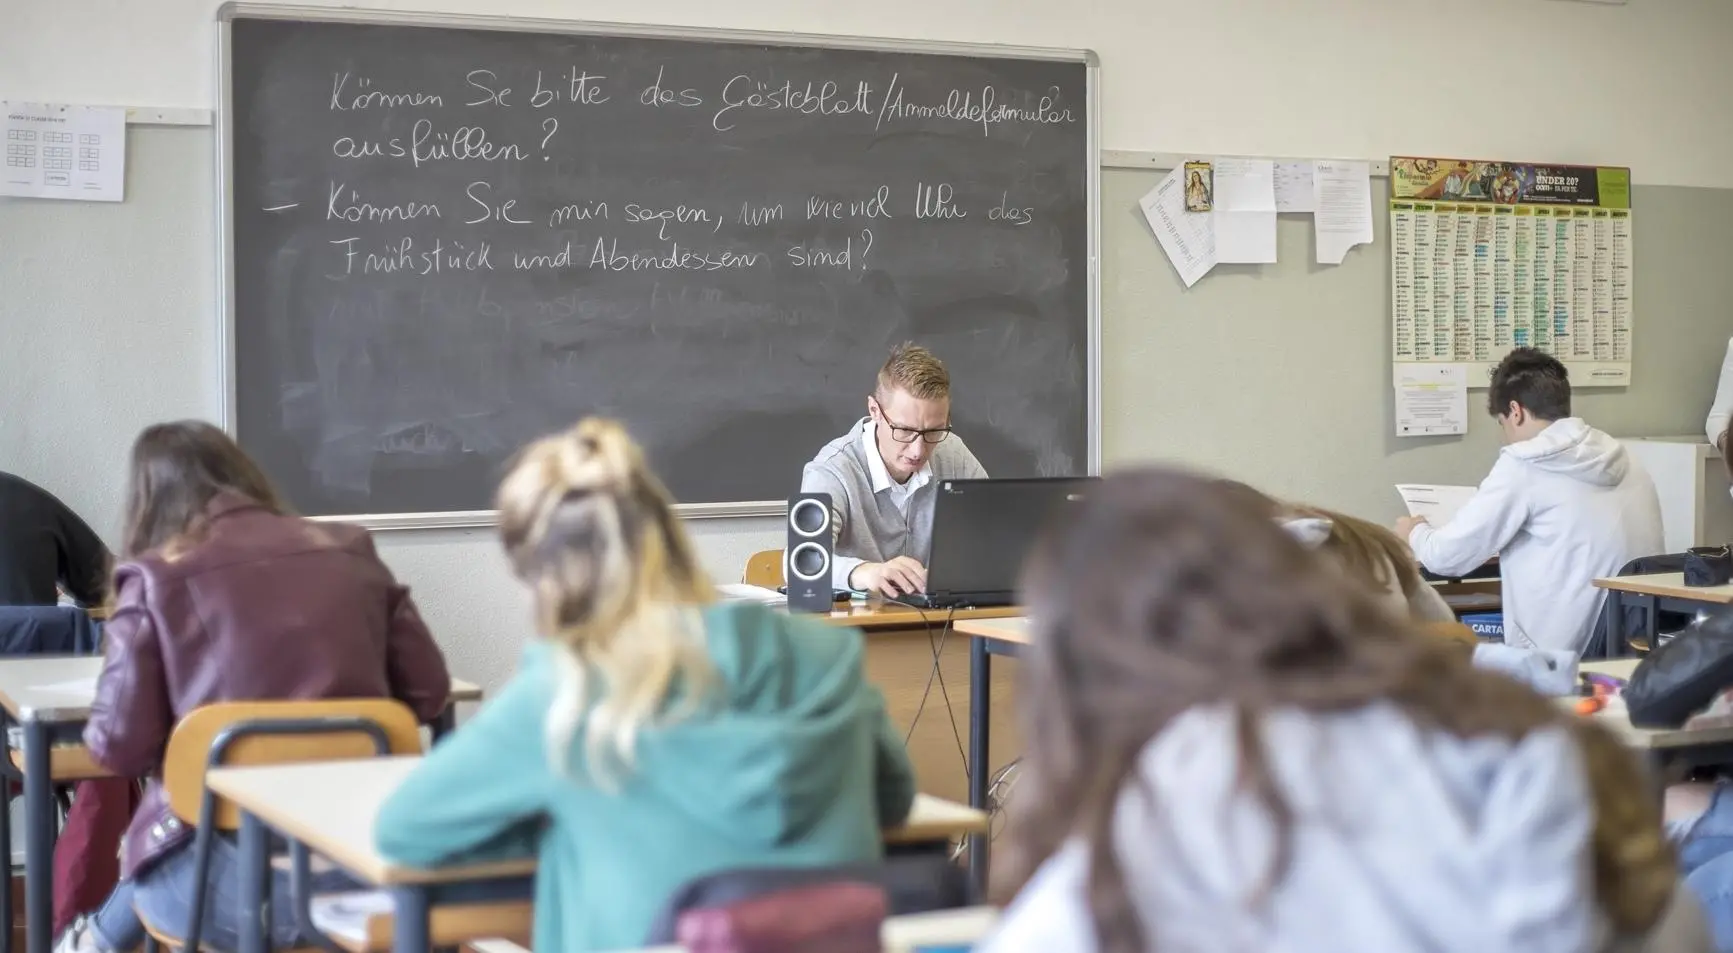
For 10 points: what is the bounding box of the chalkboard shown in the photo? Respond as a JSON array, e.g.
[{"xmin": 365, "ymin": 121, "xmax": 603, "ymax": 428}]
[{"xmin": 219, "ymin": 6, "xmax": 1098, "ymax": 524}]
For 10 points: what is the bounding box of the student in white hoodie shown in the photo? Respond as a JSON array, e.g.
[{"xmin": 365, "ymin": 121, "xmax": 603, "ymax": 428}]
[
  {"xmin": 1397, "ymin": 348, "xmax": 1663, "ymax": 655},
  {"xmin": 1703, "ymin": 337, "xmax": 1733, "ymax": 492},
  {"xmin": 978, "ymin": 469, "xmax": 1707, "ymax": 953}
]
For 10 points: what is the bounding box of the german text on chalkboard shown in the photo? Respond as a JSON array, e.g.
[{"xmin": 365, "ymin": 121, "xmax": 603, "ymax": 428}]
[{"xmin": 221, "ymin": 7, "xmax": 1097, "ymax": 521}]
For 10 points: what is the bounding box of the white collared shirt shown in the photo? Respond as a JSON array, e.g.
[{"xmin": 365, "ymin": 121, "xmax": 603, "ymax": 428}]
[{"xmin": 861, "ymin": 419, "xmax": 931, "ymax": 516}]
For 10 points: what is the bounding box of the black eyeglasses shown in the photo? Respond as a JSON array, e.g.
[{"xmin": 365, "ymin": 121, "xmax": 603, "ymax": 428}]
[{"xmin": 883, "ymin": 420, "xmax": 952, "ymax": 445}]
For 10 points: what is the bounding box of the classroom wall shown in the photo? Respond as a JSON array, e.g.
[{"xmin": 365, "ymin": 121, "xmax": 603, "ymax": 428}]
[
  {"xmin": 5, "ymin": 0, "xmax": 1733, "ymax": 692},
  {"xmin": 7, "ymin": 0, "xmax": 1733, "ymax": 188}
]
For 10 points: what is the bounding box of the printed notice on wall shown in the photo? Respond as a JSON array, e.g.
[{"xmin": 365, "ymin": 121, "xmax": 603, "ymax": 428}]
[
  {"xmin": 1140, "ymin": 167, "xmax": 1217, "ymax": 287},
  {"xmin": 1389, "ymin": 155, "xmax": 1632, "ymax": 388},
  {"xmin": 1, "ymin": 102, "xmax": 126, "ymax": 202},
  {"xmin": 1395, "ymin": 362, "xmax": 1469, "ymax": 437}
]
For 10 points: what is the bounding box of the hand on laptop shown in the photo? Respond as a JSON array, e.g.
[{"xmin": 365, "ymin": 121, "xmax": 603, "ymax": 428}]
[{"xmin": 850, "ymin": 557, "xmax": 928, "ymax": 598}]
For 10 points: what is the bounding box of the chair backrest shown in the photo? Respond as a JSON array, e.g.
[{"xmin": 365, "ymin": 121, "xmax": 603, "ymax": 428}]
[
  {"xmin": 162, "ymin": 698, "xmax": 423, "ymax": 829},
  {"xmin": 1585, "ymin": 552, "xmax": 1694, "ymax": 658},
  {"xmin": 644, "ymin": 856, "xmax": 972, "ymax": 944},
  {"xmin": 744, "ymin": 549, "xmax": 785, "ymax": 588}
]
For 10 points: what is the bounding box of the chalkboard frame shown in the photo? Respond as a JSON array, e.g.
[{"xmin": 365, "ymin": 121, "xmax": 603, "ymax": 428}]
[{"xmin": 215, "ymin": 2, "xmax": 1101, "ymax": 530}]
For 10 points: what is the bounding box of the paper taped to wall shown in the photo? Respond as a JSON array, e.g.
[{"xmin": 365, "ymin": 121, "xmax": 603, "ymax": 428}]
[
  {"xmin": 1140, "ymin": 167, "xmax": 1217, "ymax": 287},
  {"xmin": 1395, "ymin": 363, "xmax": 1470, "ymax": 436},
  {"xmin": 1212, "ymin": 157, "xmax": 1278, "ymax": 263},
  {"xmin": 1274, "ymin": 161, "xmax": 1316, "ymax": 212},
  {"xmin": 1314, "ymin": 160, "xmax": 1373, "ymax": 263},
  {"xmin": 1, "ymin": 102, "xmax": 126, "ymax": 202}
]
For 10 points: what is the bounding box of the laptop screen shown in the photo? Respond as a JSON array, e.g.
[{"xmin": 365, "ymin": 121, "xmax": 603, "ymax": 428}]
[{"xmin": 924, "ymin": 477, "xmax": 1095, "ymax": 598}]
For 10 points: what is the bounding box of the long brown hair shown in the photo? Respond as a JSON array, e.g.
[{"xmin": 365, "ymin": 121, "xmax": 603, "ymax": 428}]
[
  {"xmin": 993, "ymin": 468, "xmax": 1672, "ymax": 952},
  {"xmin": 496, "ymin": 418, "xmax": 715, "ymax": 786},
  {"xmin": 120, "ymin": 421, "xmax": 286, "ymax": 560},
  {"xmin": 1282, "ymin": 503, "xmax": 1427, "ymax": 600}
]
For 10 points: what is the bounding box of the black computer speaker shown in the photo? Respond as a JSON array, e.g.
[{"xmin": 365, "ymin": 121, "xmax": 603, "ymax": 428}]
[{"xmin": 786, "ymin": 492, "xmax": 834, "ymax": 614}]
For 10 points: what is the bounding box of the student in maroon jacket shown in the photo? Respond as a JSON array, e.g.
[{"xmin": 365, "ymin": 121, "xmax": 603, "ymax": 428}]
[{"xmin": 57, "ymin": 420, "xmax": 451, "ymax": 953}]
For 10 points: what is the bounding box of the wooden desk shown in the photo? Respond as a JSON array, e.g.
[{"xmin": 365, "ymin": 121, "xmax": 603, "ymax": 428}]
[
  {"xmin": 1439, "ymin": 589, "xmax": 1502, "ymax": 615},
  {"xmin": 619, "ymin": 906, "xmax": 999, "ymax": 953},
  {"xmin": 1576, "ymin": 659, "xmax": 1733, "ymax": 757},
  {"xmin": 0, "ymin": 657, "xmax": 485, "ymax": 724},
  {"xmin": 885, "ymin": 793, "xmax": 989, "ymax": 845},
  {"xmin": 1594, "ymin": 573, "xmax": 1730, "ymax": 655},
  {"xmin": 816, "ymin": 604, "xmax": 1025, "ymax": 816},
  {"xmin": 824, "ymin": 603, "xmax": 1027, "ymax": 631},
  {"xmin": 949, "ymin": 617, "xmax": 1029, "ymax": 887},
  {"xmin": 952, "ymin": 617, "xmax": 1029, "ymax": 647},
  {"xmin": 1596, "ymin": 573, "xmax": 1733, "ymax": 604},
  {"xmin": 205, "ymin": 757, "xmax": 989, "ymax": 953},
  {"xmin": 0, "ymin": 656, "xmax": 484, "ymax": 953}
]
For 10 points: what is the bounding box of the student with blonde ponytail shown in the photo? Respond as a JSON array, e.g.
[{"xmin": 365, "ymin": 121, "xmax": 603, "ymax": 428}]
[
  {"xmin": 375, "ymin": 419, "xmax": 917, "ymax": 953},
  {"xmin": 1277, "ymin": 503, "xmax": 1457, "ymax": 624}
]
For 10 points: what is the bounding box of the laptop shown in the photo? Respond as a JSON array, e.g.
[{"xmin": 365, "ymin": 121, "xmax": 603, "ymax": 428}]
[{"xmin": 899, "ymin": 477, "xmax": 1096, "ymax": 610}]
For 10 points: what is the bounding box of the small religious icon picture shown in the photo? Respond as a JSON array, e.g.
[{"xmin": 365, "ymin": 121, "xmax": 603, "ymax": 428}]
[{"xmin": 1183, "ymin": 161, "xmax": 1213, "ymax": 212}]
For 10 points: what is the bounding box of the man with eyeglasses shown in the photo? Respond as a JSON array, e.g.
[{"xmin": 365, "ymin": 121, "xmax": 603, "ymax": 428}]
[{"xmin": 801, "ymin": 343, "xmax": 987, "ymax": 598}]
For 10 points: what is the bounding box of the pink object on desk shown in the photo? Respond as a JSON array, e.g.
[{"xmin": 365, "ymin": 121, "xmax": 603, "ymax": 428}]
[{"xmin": 676, "ymin": 882, "xmax": 886, "ymax": 953}]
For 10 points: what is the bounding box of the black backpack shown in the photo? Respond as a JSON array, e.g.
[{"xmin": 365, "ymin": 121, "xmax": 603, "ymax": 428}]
[{"xmin": 1625, "ymin": 607, "xmax": 1733, "ymax": 728}]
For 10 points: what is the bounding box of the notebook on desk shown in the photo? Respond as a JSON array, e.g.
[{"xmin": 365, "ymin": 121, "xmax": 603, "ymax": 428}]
[{"xmin": 898, "ymin": 477, "xmax": 1095, "ymax": 610}]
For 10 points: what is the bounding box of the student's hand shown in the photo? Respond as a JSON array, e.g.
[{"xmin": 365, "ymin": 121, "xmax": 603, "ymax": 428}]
[
  {"xmin": 850, "ymin": 557, "xmax": 928, "ymax": 598},
  {"xmin": 1395, "ymin": 515, "xmax": 1429, "ymax": 540}
]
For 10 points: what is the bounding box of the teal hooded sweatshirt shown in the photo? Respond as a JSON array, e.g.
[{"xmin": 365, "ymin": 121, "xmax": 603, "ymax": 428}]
[{"xmin": 373, "ymin": 602, "xmax": 917, "ymax": 953}]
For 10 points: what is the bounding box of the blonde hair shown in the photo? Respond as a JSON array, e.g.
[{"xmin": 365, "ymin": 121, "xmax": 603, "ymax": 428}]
[
  {"xmin": 1280, "ymin": 503, "xmax": 1427, "ymax": 601},
  {"xmin": 875, "ymin": 342, "xmax": 950, "ymax": 401},
  {"xmin": 496, "ymin": 418, "xmax": 716, "ymax": 786}
]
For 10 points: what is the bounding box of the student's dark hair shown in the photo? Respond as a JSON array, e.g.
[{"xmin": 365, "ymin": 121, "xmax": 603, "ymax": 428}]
[
  {"xmin": 1488, "ymin": 347, "xmax": 1571, "ymax": 421},
  {"xmin": 991, "ymin": 467, "xmax": 1674, "ymax": 953},
  {"xmin": 120, "ymin": 420, "xmax": 287, "ymax": 560}
]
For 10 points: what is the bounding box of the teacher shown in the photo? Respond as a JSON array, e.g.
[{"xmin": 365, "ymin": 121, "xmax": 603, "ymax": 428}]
[{"xmin": 799, "ymin": 343, "xmax": 987, "ymax": 598}]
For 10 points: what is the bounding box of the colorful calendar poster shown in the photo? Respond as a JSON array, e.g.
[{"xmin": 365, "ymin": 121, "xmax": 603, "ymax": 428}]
[{"xmin": 1389, "ymin": 155, "xmax": 1631, "ymax": 387}]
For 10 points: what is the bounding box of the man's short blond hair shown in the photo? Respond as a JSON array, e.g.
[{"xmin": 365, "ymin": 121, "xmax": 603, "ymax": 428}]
[{"xmin": 875, "ymin": 343, "xmax": 951, "ymax": 401}]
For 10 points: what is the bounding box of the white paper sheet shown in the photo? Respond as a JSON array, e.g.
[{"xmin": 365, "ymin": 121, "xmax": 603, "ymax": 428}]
[
  {"xmin": 1211, "ymin": 158, "xmax": 1278, "ymax": 263},
  {"xmin": 716, "ymin": 583, "xmax": 788, "ymax": 607},
  {"xmin": 309, "ymin": 891, "xmax": 393, "ymax": 945},
  {"xmin": 1274, "ymin": 161, "xmax": 1316, "ymax": 213},
  {"xmin": 2, "ymin": 102, "xmax": 126, "ymax": 202},
  {"xmin": 1313, "ymin": 159, "xmax": 1374, "ymax": 264},
  {"xmin": 30, "ymin": 677, "xmax": 98, "ymax": 696},
  {"xmin": 1211, "ymin": 158, "xmax": 1277, "ymax": 213},
  {"xmin": 1394, "ymin": 484, "xmax": 1480, "ymax": 527},
  {"xmin": 1395, "ymin": 363, "xmax": 1470, "ymax": 437},
  {"xmin": 1139, "ymin": 168, "xmax": 1216, "ymax": 287},
  {"xmin": 1214, "ymin": 211, "xmax": 1277, "ymax": 263}
]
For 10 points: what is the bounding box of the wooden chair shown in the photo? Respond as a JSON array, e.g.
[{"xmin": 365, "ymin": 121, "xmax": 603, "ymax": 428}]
[
  {"xmin": 7, "ymin": 746, "xmax": 110, "ymax": 783},
  {"xmin": 744, "ymin": 549, "xmax": 785, "ymax": 588},
  {"xmin": 139, "ymin": 699, "xmax": 423, "ymax": 953}
]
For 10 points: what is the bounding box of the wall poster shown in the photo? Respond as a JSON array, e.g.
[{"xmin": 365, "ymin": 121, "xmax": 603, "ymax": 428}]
[{"xmin": 1389, "ymin": 155, "xmax": 1632, "ymax": 388}]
